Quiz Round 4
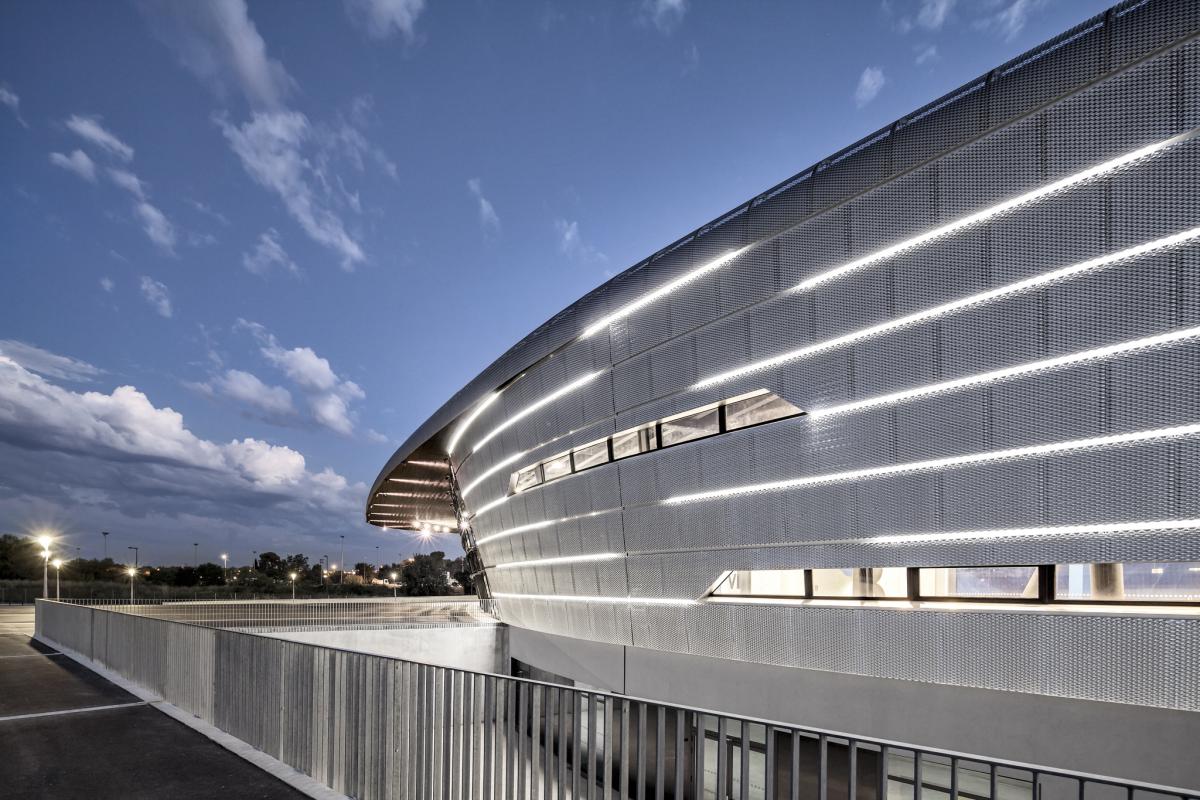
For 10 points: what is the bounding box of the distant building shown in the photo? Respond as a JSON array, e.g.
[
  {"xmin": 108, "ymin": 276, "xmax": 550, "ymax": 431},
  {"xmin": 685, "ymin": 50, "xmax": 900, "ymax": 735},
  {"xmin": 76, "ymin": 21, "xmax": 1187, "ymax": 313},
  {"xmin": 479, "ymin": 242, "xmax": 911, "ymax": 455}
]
[{"xmin": 368, "ymin": 0, "xmax": 1200, "ymax": 786}]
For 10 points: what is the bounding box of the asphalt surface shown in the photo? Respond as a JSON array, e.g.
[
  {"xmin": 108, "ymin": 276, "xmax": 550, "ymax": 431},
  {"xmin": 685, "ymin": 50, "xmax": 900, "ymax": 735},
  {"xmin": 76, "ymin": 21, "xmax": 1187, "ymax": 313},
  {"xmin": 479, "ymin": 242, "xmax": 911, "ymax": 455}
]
[{"xmin": 0, "ymin": 606, "xmax": 308, "ymax": 799}]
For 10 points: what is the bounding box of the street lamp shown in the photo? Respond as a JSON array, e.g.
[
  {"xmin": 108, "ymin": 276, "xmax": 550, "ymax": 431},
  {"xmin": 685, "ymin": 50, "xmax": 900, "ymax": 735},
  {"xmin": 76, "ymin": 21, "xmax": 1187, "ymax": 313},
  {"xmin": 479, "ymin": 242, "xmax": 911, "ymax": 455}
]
[
  {"xmin": 390, "ymin": 572, "xmax": 398, "ymax": 598},
  {"xmin": 37, "ymin": 535, "xmax": 53, "ymax": 599},
  {"xmin": 221, "ymin": 553, "xmax": 228, "ymax": 582},
  {"xmin": 289, "ymin": 572, "xmax": 298, "ymax": 600},
  {"xmin": 127, "ymin": 546, "xmax": 139, "ymax": 568},
  {"xmin": 339, "ymin": 535, "xmax": 345, "ymax": 585},
  {"xmin": 52, "ymin": 559, "xmax": 63, "ymax": 601},
  {"xmin": 102, "ymin": 530, "xmax": 110, "ymax": 560},
  {"xmin": 127, "ymin": 566, "xmax": 137, "ymax": 602}
]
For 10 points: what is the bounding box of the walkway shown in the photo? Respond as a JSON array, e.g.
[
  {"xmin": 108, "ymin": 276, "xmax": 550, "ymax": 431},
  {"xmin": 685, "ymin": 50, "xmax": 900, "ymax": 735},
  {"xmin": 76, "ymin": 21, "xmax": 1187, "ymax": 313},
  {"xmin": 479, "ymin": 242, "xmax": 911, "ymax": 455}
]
[{"xmin": 0, "ymin": 605, "xmax": 307, "ymax": 799}]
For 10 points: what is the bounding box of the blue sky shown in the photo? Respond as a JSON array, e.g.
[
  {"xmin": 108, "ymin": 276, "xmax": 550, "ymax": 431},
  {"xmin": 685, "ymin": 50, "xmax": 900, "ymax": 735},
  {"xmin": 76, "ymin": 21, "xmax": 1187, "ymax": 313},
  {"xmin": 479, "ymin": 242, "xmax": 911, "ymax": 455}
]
[{"xmin": 0, "ymin": 0, "xmax": 1112, "ymax": 567}]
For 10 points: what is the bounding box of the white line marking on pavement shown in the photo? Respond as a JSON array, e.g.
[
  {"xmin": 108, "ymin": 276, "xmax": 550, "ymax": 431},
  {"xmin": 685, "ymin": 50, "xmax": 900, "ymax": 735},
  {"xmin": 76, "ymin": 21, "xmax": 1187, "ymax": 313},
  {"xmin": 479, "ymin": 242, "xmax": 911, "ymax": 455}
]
[{"xmin": 0, "ymin": 701, "xmax": 147, "ymax": 723}]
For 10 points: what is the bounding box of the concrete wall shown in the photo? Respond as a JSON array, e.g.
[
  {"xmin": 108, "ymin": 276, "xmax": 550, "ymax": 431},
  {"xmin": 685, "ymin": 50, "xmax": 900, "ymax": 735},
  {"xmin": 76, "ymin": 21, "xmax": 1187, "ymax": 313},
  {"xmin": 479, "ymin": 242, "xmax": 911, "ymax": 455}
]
[
  {"xmin": 260, "ymin": 626, "xmax": 507, "ymax": 673},
  {"xmin": 511, "ymin": 625, "xmax": 1200, "ymax": 789}
]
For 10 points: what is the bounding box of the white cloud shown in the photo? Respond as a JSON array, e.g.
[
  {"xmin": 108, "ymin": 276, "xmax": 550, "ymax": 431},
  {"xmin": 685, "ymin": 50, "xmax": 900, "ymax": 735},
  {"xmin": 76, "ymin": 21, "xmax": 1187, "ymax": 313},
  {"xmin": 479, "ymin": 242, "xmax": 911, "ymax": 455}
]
[
  {"xmin": 0, "ymin": 341, "xmax": 103, "ymax": 383},
  {"xmin": 466, "ymin": 178, "xmax": 501, "ymax": 235},
  {"xmin": 100, "ymin": 277, "xmax": 115, "ymax": 293},
  {"xmin": 236, "ymin": 319, "xmax": 366, "ymax": 435},
  {"xmin": 915, "ymin": 44, "xmax": 939, "ymax": 65},
  {"xmin": 65, "ymin": 114, "xmax": 134, "ymax": 161},
  {"xmin": 916, "ymin": 0, "xmax": 954, "ymax": 30},
  {"xmin": 219, "ymin": 111, "xmax": 365, "ymax": 269},
  {"xmin": 641, "ymin": 0, "xmax": 687, "ymax": 33},
  {"xmin": 49, "ymin": 150, "xmax": 97, "ymax": 182},
  {"xmin": 976, "ymin": 0, "xmax": 1045, "ymax": 40},
  {"xmin": 0, "ymin": 84, "xmax": 28, "ymax": 128},
  {"xmin": 855, "ymin": 66, "xmax": 886, "ymax": 108},
  {"xmin": 134, "ymin": 202, "xmax": 178, "ymax": 252},
  {"xmin": 107, "ymin": 168, "xmax": 147, "ymax": 199},
  {"xmin": 214, "ymin": 369, "xmax": 294, "ymax": 415},
  {"xmin": 344, "ymin": 0, "xmax": 427, "ymax": 42},
  {"xmin": 140, "ymin": 0, "xmax": 294, "ymax": 109},
  {"xmin": 139, "ymin": 276, "xmax": 173, "ymax": 318},
  {"xmin": 243, "ymin": 228, "xmax": 299, "ymax": 276},
  {"xmin": 366, "ymin": 428, "xmax": 389, "ymax": 444},
  {"xmin": 0, "ymin": 356, "xmax": 359, "ymax": 509},
  {"xmin": 555, "ymin": 218, "xmax": 607, "ymax": 265},
  {"xmin": 187, "ymin": 198, "xmax": 231, "ymax": 226}
]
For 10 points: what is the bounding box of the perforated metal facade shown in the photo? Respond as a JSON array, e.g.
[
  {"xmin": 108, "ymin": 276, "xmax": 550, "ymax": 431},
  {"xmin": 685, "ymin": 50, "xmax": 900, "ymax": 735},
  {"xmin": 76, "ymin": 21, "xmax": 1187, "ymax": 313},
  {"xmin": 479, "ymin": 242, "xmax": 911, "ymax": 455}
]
[{"xmin": 370, "ymin": 0, "xmax": 1200, "ymax": 713}]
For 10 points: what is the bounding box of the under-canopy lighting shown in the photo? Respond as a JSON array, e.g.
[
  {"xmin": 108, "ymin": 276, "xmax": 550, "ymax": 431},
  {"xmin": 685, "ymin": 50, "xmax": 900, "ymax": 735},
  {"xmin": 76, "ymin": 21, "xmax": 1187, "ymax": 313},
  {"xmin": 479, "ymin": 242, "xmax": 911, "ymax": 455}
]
[
  {"xmin": 447, "ymin": 392, "xmax": 500, "ymax": 455},
  {"xmin": 580, "ymin": 247, "xmax": 749, "ymax": 339},
  {"xmin": 388, "ymin": 477, "xmax": 447, "ymax": 487},
  {"xmin": 371, "ymin": 503, "xmax": 402, "ymax": 508},
  {"xmin": 492, "ymin": 591, "xmax": 696, "ymax": 606},
  {"xmin": 491, "ymin": 552, "xmax": 623, "ymax": 570},
  {"xmin": 471, "ymin": 371, "xmax": 603, "ymax": 454},
  {"xmin": 665, "ymin": 422, "xmax": 1200, "ymax": 505},
  {"xmin": 790, "ymin": 127, "xmax": 1199, "ymax": 296},
  {"xmin": 808, "ymin": 325, "xmax": 1200, "ymax": 420},
  {"xmin": 405, "ymin": 459, "xmax": 447, "ymax": 469},
  {"xmin": 695, "ymin": 227, "xmax": 1200, "ymax": 388}
]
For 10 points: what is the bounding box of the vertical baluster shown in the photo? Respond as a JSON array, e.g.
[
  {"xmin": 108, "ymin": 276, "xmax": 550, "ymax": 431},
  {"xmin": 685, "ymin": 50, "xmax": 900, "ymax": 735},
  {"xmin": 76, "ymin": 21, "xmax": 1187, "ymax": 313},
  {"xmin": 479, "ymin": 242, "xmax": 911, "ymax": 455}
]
[
  {"xmin": 637, "ymin": 702, "xmax": 647, "ymax": 800},
  {"xmin": 603, "ymin": 697, "xmax": 614, "ymax": 800},
  {"xmin": 655, "ymin": 706, "xmax": 666, "ymax": 800},
  {"xmin": 558, "ymin": 688, "xmax": 569, "ymax": 799},
  {"xmin": 696, "ymin": 714, "xmax": 707, "ymax": 800},
  {"xmin": 913, "ymin": 752, "xmax": 922, "ymax": 800},
  {"xmin": 739, "ymin": 723, "xmax": 750, "ymax": 800},
  {"xmin": 790, "ymin": 732, "xmax": 800, "ymax": 800},
  {"xmin": 818, "ymin": 735, "xmax": 828, "ymax": 800},
  {"xmin": 848, "ymin": 741, "xmax": 857, "ymax": 800},
  {"xmin": 573, "ymin": 691, "xmax": 583, "ymax": 800},
  {"xmin": 717, "ymin": 718, "xmax": 728, "ymax": 800}
]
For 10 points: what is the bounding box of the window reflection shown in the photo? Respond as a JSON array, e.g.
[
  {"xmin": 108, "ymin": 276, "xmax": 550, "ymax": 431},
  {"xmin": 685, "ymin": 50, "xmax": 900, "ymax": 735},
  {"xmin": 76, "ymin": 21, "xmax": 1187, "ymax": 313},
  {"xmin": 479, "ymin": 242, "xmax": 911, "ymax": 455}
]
[
  {"xmin": 661, "ymin": 405, "xmax": 719, "ymax": 447},
  {"xmin": 919, "ymin": 566, "xmax": 1039, "ymax": 599}
]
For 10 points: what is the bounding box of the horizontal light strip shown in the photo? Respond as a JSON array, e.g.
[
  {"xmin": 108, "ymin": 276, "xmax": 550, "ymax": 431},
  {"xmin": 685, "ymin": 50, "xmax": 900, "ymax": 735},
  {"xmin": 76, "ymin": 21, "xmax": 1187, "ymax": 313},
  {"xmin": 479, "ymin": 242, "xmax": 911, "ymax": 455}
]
[
  {"xmin": 405, "ymin": 459, "xmax": 447, "ymax": 469},
  {"xmin": 491, "ymin": 552, "xmax": 624, "ymax": 570},
  {"xmin": 471, "ymin": 494, "xmax": 509, "ymax": 518},
  {"xmin": 471, "ymin": 371, "xmax": 603, "ymax": 454},
  {"xmin": 493, "ymin": 591, "xmax": 696, "ymax": 606},
  {"xmin": 447, "ymin": 392, "xmax": 500, "ymax": 455},
  {"xmin": 809, "ymin": 325, "xmax": 1200, "ymax": 420},
  {"xmin": 664, "ymin": 422, "xmax": 1200, "ymax": 505},
  {"xmin": 474, "ymin": 509, "xmax": 613, "ymax": 547},
  {"xmin": 461, "ymin": 449, "xmax": 529, "ymax": 499},
  {"xmin": 581, "ymin": 247, "xmax": 750, "ymax": 339},
  {"xmin": 696, "ymin": 227, "xmax": 1200, "ymax": 388},
  {"xmin": 792, "ymin": 127, "xmax": 1200, "ymax": 295},
  {"xmin": 633, "ymin": 519, "xmax": 1200, "ymax": 556},
  {"xmin": 388, "ymin": 477, "xmax": 447, "ymax": 487},
  {"xmin": 370, "ymin": 503, "xmax": 402, "ymax": 508},
  {"xmin": 378, "ymin": 491, "xmax": 431, "ymax": 498}
]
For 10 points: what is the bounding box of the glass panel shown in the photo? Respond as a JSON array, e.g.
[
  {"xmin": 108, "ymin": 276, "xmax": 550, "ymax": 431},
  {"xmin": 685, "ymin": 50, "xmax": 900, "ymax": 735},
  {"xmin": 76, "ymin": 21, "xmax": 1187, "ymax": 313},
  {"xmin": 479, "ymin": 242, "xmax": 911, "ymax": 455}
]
[
  {"xmin": 1056, "ymin": 562, "xmax": 1200, "ymax": 602},
  {"xmin": 660, "ymin": 406, "xmax": 719, "ymax": 447},
  {"xmin": 811, "ymin": 567, "xmax": 907, "ymax": 598},
  {"xmin": 713, "ymin": 569, "xmax": 806, "ymax": 598},
  {"xmin": 572, "ymin": 439, "xmax": 609, "ymax": 471},
  {"xmin": 514, "ymin": 465, "xmax": 541, "ymax": 492},
  {"xmin": 919, "ymin": 566, "xmax": 1039, "ymax": 599},
  {"xmin": 541, "ymin": 453, "xmax": 572, "ymax": 482},
  {"xmin": 724, "ymin": 391, "xmax": 802, "ymax": 431},
  {"xmin": 612, "ymin": 427, "xmax": 654, "ymax": 460}
]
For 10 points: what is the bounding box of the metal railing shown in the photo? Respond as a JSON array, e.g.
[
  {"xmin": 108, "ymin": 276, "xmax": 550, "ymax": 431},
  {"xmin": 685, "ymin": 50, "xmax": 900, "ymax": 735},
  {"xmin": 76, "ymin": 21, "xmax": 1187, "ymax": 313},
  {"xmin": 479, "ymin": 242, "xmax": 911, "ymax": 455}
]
[
  {"xmin": 34, "ymin": 600, "xmax": 1198, "ymax": 800},
  {"xmin": 48, "ymin": 596, "xmax": 498, "ymax": 632}
]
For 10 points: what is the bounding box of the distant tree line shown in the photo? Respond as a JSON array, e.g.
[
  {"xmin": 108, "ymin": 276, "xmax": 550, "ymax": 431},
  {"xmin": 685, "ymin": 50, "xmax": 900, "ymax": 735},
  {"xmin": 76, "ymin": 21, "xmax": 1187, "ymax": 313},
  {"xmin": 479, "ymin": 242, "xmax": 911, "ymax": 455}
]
[{"xmin": 0, "ymin": 535, "xmax": 474, "ymax": 599}]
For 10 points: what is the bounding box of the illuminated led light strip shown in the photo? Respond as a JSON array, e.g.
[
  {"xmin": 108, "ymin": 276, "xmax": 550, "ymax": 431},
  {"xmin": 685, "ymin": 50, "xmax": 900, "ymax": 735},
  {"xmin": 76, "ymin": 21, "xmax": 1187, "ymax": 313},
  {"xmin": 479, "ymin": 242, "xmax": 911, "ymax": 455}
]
[
  {"xmin": 471, "ymin": 370, "xmax": 603, "ymax": 454},
  {"xmin": 474, "ymin": 510, "xmax": 612, "ymax": 547},
  {"xmin": 371, "ymin": 503, "xmax": 403, "ymax": 508},
  {"xmin": 493, "ymin": 591, "xmax": 696, "ymax": 606},
  {"xmin": 808, "ymin": 325, "xmax": 1200, "ymax": 420},
  {"xmin": 378, "ymin": 491, "xmax": 440, "ymax": 499},
  {"xmin": 792, "ymin": 127, "xmax": 1200, "ymax": 295},
  {"xmin": 471, "ymin": 494, "xmax": 510, "ymax": 518},
  {"xmin": 461, "ymin": 449, "xmax": 529, "ymax": 499},
  {"xmin": 696, "ymin": 227, "xmax": 1200, "ymax": 388},
  {"xmin": 664, "ymin": 422, "xmax": 1200, "ymax": 505},
  {"xmin": 491, "ymin": 552, "xmax": 624, "ymax": 570},
  {"xmin": 405, "ymin": 459, "xmax": 447, "ymax": 469},
  {"xmin": 580, "ymin": 247, "xmax": 750, "ymax": 339},
  {"xmin": 388, "ymin": 477, "xmax": 447, "ymax": 487},
  {"xmin": 447, "ymin": 392, "xmax": 500, "ymax": 455}
]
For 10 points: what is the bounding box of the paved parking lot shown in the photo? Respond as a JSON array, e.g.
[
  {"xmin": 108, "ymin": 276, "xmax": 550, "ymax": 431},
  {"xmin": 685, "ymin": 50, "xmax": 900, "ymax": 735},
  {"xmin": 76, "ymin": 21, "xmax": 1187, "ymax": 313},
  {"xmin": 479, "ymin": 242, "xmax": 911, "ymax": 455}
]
[{"xmin": 0, "ymin": 606, "xmax": 308, "ymax": 799}]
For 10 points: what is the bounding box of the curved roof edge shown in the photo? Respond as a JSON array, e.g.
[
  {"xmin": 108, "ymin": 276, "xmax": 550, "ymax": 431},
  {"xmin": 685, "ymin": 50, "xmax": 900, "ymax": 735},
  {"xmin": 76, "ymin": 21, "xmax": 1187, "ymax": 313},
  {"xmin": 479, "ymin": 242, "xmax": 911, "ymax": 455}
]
[{"xmin": 366, "ymin": 0, "xmax": 1146, "ymax": 513}]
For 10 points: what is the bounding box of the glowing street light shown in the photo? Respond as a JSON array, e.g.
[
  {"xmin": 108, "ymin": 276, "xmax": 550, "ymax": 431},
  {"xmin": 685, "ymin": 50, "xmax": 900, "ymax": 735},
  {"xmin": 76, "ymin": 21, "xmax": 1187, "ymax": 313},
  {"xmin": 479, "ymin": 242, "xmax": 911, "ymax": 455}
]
[
  {"xmin": 37, "ymin": 534, "xmax": 53, "ymax": 599},
  {"xmin": 221, "ymin": 553, "xmax": 229, "ymax": 582},
  {"xmin": 52, "ymin": 559, "xmax": 63, "ymax": 600},
  {"xmin": 127, "ymin": 566, "xmax": 137, "ymax": 602},
  {"xmin": 390, "ymin": 571, "xmax": 399, "ymax": 598},
  {"xmin": 289, "ymin": 572, "xmax": 298, "ymax": 600}
]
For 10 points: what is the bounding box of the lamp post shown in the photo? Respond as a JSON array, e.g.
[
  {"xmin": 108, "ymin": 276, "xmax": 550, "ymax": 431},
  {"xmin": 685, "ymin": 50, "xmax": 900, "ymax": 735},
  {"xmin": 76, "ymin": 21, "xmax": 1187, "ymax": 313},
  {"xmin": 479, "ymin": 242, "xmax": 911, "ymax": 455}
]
[
  {"xmin": 339, "ymin": 535, "xmax": 345, "ymax": 585},
  {"xmin": 37, "ymin": 535, "xmax": 52, "ymax": 598},
  {"xmin": 102, "ymin": 530, "xmax": 109, "ymax": 560},
  {"xmin": 127, "ymin": 566, "xmax": 137, "ymax": 602},
  {"xmin": 193, "ymin": 542, "xmax": 198, "ymax": 568},
  {"xmin": 128, "ymin": 546, "xmax": 139, "ymax": 569},
  {"xmin": 390, "ymin": 572, "xmax": 398, "ymax": 599},
  {"xmin": 52, "ymin": 559, "xmax": 63, "ymax": 600},
  {"xmin": 289, "ymin": 572, "xmax": 298, "ymax": 600},
  {"xmin": 221, "ymin": 553, "xmax": 228, "ymax": 583}
]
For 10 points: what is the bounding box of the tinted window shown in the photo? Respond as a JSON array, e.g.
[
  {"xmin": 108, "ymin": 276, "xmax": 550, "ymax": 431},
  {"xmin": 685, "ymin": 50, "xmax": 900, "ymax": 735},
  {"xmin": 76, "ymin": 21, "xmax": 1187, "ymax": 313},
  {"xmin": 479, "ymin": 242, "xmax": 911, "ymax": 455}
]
[
  {"xmin": 725, "ymin": 392, "xmax": 802, "ymax": 431},
  {"xmin": 919, "ymin": 566, "xmax": 1038, "ymax": 599},
  {"xmin": 660, "ymin": 406, "xmax": 719, "ymax": 447},
  {"xmin": 572, "ymin": 439, "xmax": 609, "ymax": 471}
]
